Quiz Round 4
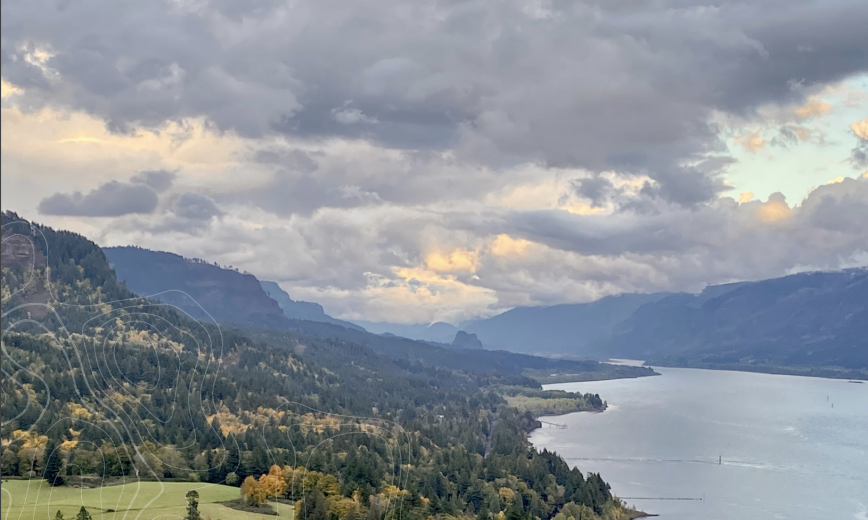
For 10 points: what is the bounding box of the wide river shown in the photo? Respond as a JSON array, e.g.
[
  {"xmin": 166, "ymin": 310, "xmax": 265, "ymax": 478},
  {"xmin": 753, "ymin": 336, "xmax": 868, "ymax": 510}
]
[{"xmin": 529, "ymin": 365, "xmax": 868, "ymax": 520}]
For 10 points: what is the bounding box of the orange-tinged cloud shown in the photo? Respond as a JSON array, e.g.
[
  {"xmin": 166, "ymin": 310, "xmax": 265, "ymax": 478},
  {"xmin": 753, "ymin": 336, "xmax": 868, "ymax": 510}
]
[
  {"xmin": 1, "ymin": 106, "xmax": 251, "ymax": 191},
  {"xmin": 795, "ymin": 97, "xmax": 832, "ymax": 118},
  {"xmin": 738, "ymin": 192, "xmax": 754, "ymax": 203},
  {"xmin": 57, "ymin": 136, "xmax": 110, "ymax": 144},
  {"xmin": 563, "ymin": 203, "xmax": 607, "ymax": 215},
  {"xmin": 826, "ymin": 176, "xmax": 845, "ymax": 185},
  {"xmin": 425, "ymin": 249, "xmax": 478, "ymax": 273},
  {"xmin": 734, "ymin": 131, "xmax": 766, "ymax": 153},
  {"xmin": 756, "ymin": 193, "xmax": 792, "ymax": 223},
  {"xmin": 1, "ymin": 79, "xmax": 21, "ymax": 98},
  {"xmin": 347, "ymin": 266, "xmax": 497, "ymax": 323},
  {"xmin": 850, "ymin": 118, "xmax": 868, "ymax": 140},
  {"xmin": 490, "ymin": 235, "xmax": 532, "ymax": 256}
]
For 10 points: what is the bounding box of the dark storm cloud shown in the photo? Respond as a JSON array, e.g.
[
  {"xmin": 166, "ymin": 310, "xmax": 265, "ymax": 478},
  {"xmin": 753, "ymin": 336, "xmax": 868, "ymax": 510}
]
[
  {"xmin": 3, "ymin": 0, "xmax": 867, "ymax": 207},
  {"xmin": 849, "ymin": 131, "xmax": 868, "ymax": 168},
  {"xmin": 131, "ymin": 169, "xmax": 177, "ymax": 192},
  {"xmin": 115, "ymin": 193, "xmax": 224, "ymax": 235},
  {"xmin": 799, "ymin": 176, "xmax": 868, "ymax": 233},
  {"xmin": 37, "ymin": 180, "xmax": 159, "ymax": 217},
  {"xmin": 573, "ymin": 176, "xmax": 617, "ymax": 208},
  {"xmin": 174, "ymin": 193, "xmax": 222, "ymax": 221},
  {"xmin": 851, "ymin": 145, "xmax": 868, "ymax": 169},
  {"xmin": 484, "ymin": 175, "xmax": 868, "ymax": 264}
]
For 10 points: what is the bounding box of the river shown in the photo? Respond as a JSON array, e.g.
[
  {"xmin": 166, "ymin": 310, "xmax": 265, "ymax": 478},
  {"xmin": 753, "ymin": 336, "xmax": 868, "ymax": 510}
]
[{"xmin": 529, "ymin": 365, "xmax": 868, "ymax": 520}]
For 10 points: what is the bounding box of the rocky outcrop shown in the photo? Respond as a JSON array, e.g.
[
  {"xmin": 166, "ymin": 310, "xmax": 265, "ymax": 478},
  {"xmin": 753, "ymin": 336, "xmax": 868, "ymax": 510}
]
[{"xmin": 452, "ymin": 331, "xmax": 483, "ymax": 349}]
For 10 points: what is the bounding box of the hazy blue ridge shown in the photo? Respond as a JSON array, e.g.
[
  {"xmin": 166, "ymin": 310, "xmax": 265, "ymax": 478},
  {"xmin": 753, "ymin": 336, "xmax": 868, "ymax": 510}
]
[
  {"xmin": 463, "ymin": 292, "xmax": 671, "ymax": 355},
  {"xmin": 602, "ymin": 268, "xmax": 868, "ymax": 371},
  {"xmin": 260, "ymin": 280, "xmax": 365, "ymax": 331}
]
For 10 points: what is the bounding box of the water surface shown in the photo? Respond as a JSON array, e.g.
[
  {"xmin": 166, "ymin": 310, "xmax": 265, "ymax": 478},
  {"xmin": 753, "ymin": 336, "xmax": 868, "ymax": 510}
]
[{"xmin": 529, "ymin": 366, "xmax": 868, "ymax": 520}]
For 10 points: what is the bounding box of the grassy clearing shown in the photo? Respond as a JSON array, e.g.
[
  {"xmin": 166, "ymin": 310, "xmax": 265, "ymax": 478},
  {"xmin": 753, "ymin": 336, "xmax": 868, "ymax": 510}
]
[
  {"xmin": 503, "ymin": 395, "xmax": 596, "ymax": 415},
  {"xmin": 0, "ymin": 480, "xmax": 294, "ymax": 520}
]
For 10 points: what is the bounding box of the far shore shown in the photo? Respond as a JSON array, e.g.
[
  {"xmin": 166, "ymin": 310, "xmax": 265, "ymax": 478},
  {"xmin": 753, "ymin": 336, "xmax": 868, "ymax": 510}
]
[{"xmin": 640, "ymin": 361, "xmax": 868, "ymax": 382}]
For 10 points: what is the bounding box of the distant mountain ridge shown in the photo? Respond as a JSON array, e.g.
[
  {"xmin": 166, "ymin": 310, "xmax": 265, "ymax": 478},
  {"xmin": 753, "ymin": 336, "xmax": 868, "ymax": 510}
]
[
  {"xmin": 102, "ymin": 242, "xmax": 867, "ymax": 377},
  {"xmin": 104, "ymin": 246, "xmax": 364, "ymax": 331},
  {"xmin": 260, "ymin": 280, "xmax": 364, "ymax": 331},
  {"xmin": 395, "ymin": 268, "xmax": 866, "ymax": 377},
  {"xmin": 603, "ymin": 268, "xmax": 868, "ymax": 371},
  {"xmin": 105, "ymin": 246, "xmax": 290, "ymax": 328},
  {"xmin": 462, "ymin": 292, "xmax": 671, "ymax": 355},
  {"xmin": 351, "ymin": 321, "xmax": 459, "ymax": 343}
]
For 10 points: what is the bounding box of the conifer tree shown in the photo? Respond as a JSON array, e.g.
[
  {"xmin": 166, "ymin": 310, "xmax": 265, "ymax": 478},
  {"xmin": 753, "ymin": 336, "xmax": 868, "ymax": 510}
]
[{"xmin": 43, "ymin": 441, "xmax": 63, "ymax": 486}]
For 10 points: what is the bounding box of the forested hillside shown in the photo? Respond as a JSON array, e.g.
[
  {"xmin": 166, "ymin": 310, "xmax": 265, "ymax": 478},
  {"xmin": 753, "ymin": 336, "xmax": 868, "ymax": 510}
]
[
  {"xmin": 1, "ymin": 212, "xmax": 639, "ymax": 520},
  {"xmin": 602, "ymin": 269, "xmax": 868, "ymax": 378},
  {"xmin": 104, "ymin": 246, "xmax": 290, "ymax": 327}
]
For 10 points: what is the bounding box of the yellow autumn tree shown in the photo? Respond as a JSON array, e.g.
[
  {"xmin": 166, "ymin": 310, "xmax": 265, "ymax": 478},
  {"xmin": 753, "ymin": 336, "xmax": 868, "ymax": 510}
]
[
  {"xmin": 260, "ymin": 465, "xmax": 288, "ymax": 498},
  {"xmin": 241, "ymin": 475, "xmax": 268, "ymax": 506},
  {"xmin": 498, "ymin": 487, "xmax": 515, "ymax": 506}
]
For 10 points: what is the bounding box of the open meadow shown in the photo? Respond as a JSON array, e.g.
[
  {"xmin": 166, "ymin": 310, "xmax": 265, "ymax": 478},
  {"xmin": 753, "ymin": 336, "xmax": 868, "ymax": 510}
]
[{"xmin": 0, "ymin": 480, "xmax": 294, "ymax": 520}]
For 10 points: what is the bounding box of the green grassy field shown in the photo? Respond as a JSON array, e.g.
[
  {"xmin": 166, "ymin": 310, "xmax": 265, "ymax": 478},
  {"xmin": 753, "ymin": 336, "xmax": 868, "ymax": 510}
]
[
  {"xmin": 0, "ymin": 480, "xmax": 294, "ymax": 520},
  {"xmin": 503, "ymin": 395, "xmax": 596, "ymax": 415}
]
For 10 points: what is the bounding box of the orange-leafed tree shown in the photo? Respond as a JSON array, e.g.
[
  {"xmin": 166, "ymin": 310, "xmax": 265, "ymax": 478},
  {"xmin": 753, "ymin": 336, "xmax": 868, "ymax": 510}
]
[
  {"xmin": 259, "ymin": 465, "xmax": 288, "ymax": 498},
  {"xmin": 241, "ymin": 475, "xmax": 268, "ymax": 506}
]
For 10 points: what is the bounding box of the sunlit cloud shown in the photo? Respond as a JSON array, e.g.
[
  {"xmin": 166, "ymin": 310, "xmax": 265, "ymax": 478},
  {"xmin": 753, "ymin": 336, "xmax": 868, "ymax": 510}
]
[
  {"xmin": 1, "ymin": 79, "xmax": 21, "ymax": 98},
  {"xmin": 851, "ymin": 118, "xmax": 868, "ymax": 140},
  {"xmin": 425, "ymin": 249, "xmax": 479, "ymax": 274},
  {"xmin": 794, "ymin": 97, "xmax": 833, "ymax": 119},
  {"xmin": 734, "ymin": 131, "xmax": 766, "ymax": 153},
  {"xmin": 755, "ymin": 193, "xmax": 792, "ymax": 223},
  {"xmin": 490, "ymin": 235, "xmax": 533, "ymax": 257}
]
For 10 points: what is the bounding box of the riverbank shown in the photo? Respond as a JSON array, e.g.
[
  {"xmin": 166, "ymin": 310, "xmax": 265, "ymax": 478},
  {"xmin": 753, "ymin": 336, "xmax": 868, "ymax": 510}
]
[
  {"xmin": 526, "ymin": 363, "xmax": 659, "ymax": 384},
  {"xmin": 644, "ymin": 359, "xmax": 868, "ymax": 381},
  {"xmin": 501, "ymin": 390, "xmax": 654, "ymax": 520}
]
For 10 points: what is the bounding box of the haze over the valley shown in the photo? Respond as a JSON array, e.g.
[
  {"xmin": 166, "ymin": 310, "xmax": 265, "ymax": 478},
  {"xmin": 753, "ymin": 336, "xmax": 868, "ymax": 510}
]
[{"xmin": 2, "ymin": 0, "xmax": 867, "ymax": 325}]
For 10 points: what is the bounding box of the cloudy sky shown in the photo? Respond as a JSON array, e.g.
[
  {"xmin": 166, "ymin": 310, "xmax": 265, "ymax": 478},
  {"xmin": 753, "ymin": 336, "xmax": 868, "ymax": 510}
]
[{"xmin": 2, "ymin": 0, "xmax": 867, "ymax": 324}]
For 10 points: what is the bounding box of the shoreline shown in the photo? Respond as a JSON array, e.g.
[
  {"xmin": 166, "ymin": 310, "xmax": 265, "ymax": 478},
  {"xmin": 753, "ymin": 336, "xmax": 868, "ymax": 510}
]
[
  {"xmin": 542, "ymin": 363, "xmax": 868, "ymax": 388},
  {"xmin": 526, "ymin": 409, "xmax": 661, "ymax": 519},
  {"xmin": 642, "ymin": 362, "xmax": 868, "ymax": 383}
]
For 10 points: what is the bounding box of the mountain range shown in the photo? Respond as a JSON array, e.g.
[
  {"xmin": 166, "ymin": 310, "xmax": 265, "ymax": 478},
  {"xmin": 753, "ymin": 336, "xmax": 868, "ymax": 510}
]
[
  {"xmin": 461, "ymin": 293, "xmax": 670, "ymax": 356},
  {"xmin": 99, "ymin": 240, "xmax": 649, "ymax": 379},
  {"xmin": 104, "ymin": 246, "xmax": 363, "ymax": 331},
  {"xmin": 259, "ymin": 280, "xmax": 364, "ymax": 330},
  {"xmin": 93, "ymin": 233, "xmax": 868, "ymax": 378},
  {"xmin": 364, "ymin": 270, "xmax": 868, "ymax": 377},
  {"xmin": 606, "ymin": 268, "xmax": 868, "ymax": 374}
]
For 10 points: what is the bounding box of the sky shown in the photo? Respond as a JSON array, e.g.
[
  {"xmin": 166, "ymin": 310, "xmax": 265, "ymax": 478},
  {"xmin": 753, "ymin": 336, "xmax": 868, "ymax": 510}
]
[{"xmin": 2, "ymin": 0, "xmax": 867, "ymax": 325}]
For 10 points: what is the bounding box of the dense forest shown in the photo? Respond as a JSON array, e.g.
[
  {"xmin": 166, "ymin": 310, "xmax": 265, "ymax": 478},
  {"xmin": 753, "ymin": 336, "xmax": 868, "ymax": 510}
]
[{"xmin": 1, "ymin": 212, "xmax": 638, "ymax": 520}]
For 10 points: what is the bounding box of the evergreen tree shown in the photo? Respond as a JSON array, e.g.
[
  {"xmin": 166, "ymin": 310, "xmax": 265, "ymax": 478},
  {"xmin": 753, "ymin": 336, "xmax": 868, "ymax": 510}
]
[
  {"xmin": 75, "ymin": 507, "xmax": 92, "ymax": 520},
  {"xmin": 225, "ymin": 441, "xmax": 242, "ymax": 481},
  {"xmin": 306, "ymin": 488, "xmax": 328, "ymax": 520},
  {"xmin": 43, "ymin": 440, "xmax": 63, "ymax": 486},
  {"xmin": 54, "ymin": 511, "xmax": 64, "ymax": 520},
  {"xmin": 185, "ymin": 490, "xmax": 201, "ymax": 520}
]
